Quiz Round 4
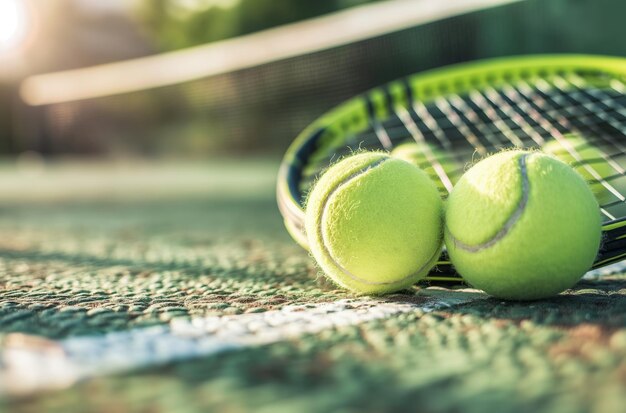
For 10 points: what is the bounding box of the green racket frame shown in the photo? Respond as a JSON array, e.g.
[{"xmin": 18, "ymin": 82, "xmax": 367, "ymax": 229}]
[{"xmin": 277, "ymin": 55, "xmax": 626, "ymax": 282}]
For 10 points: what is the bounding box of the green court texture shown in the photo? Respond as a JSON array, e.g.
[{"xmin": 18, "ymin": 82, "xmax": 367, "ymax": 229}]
[{"xmin": 0, "ymin": 160, "xmax": 624, "ymax": 413}]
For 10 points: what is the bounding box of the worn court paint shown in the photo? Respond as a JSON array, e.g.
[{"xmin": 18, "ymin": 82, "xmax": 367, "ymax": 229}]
[{"xmin": 0, "ymin": 288, "xmax": 486, "ymax": 395}]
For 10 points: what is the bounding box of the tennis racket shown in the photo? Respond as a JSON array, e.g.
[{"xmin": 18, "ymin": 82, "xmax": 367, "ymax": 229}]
[{"xmin": 277, "ymin": 55, "xmax": 626, "ymax": 283}]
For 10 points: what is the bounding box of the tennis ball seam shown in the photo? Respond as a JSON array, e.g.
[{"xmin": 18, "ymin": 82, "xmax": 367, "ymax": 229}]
[
  {"xmin": 446, "ymin": 153, "xmax": 530, "ymax": 252},
  {"xmin": 316, "ymin": 158, "xmax": 441, "ymax": 286}
]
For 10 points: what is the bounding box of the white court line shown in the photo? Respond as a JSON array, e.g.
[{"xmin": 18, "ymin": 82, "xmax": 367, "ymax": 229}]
[
  {"xmin": 1, "ymin": 261, "xmax": 621, "ymax": 396},
  {"xmin": 0, "ymin": 288, "xmax": 486, "ymax": 395},
  {"xmin": 20, "ymin": 0, "xmax": 521, "ymax": 105}
]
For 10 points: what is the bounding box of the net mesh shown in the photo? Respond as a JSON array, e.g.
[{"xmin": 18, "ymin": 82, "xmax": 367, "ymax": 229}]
[{"xmin": 12, "ymin": 0, "xmax": 626, "ymax": 156}]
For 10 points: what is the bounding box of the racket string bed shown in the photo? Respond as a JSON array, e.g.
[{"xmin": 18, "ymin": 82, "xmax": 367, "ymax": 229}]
[
  {"xmin": 482, "ymin": 87, "xmax": 546, "ymax": 147},
  {"xmin": 531, "ymin": 78, "xmax": 624, "ymax": 148},
  {"xmin": 546, "ymin": 88, "xmax": 626, "ymax": 178},
  {"xmin": 334, "ymin": 85, "xmax": 615, "ymax": 157},
  {"xmin": 433, "ymin": 97, "xmax": 489, "ymax": 155},
  {"xmin": 522, "ymin": 79, "xmax": 626, "ymax": 208},
  {"xmin": 278, "ymin": 57, "xmax": 626, "ymax": 278},
  {"xmin": 445, "ymin": 95, "xmax": 507, "ymax": 149},
  {"xmin": 372, "ymin": 121, "xmax": 394, "ymax": 150},
  {"xmin": 555, "ymin": 81, "xmax": 626, "ymax": 149},
  {"xmin": 541, "ymin": 87, "xmax": 626, "ymax": 175},
  {"xmin": 504, "ymin": 84, "xmax": 620, "ymax": 219},
  {"xmin": 307, "ymin": 82, "xmax": 621, "ymax": 157},
  {"xmin": 388, "ymin": 107, "xmax": 452, "ymax": 192},
  {"xmin": 304, "ymin": 77, "xmax": 625, "ymax": 193}
]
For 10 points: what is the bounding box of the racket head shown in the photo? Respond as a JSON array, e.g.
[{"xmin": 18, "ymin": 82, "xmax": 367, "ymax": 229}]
[{"xmin": 277, "ymin": 55, "xmax": 626, "ymax": 282}]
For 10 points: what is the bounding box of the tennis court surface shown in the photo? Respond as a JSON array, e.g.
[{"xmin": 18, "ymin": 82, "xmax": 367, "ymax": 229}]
[
  {"xmin": 1, "ymin": 0, "xmax": 626, "ymax": 412},
  {"xmin": 0, "ymin": 160, "xmax": 624, "ymax": 413}
]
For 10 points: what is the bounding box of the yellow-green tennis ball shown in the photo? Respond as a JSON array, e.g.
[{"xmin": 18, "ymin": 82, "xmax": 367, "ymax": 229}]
[
  {"xmin": 305, "ymin": 152, "xmax": 443, "ymax": 294},
  {"xmin": 542, "ymin": 134, "xmax": 613, "ymax": 200},
  {"xmin": 444, "ymin": 150, "xmax": 602, "ymax": 301},
  {"xmin": 390, "ymin": 142, "xmax": 459, "ymax": 194}
]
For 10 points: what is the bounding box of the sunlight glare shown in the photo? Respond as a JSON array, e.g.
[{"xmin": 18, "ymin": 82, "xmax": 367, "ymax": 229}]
[{"xmin": 0, "ymin": 0, "xmax": 28, "ymax": 51}]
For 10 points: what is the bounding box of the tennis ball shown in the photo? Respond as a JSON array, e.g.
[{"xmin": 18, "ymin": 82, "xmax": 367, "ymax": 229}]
[
  {"xmin": 305, "ymin": 152, "xmax": 443, "ymax": 294},
  {"xmin": 444, "ymin": 150, "xmax": 602, "ymax": 301},
  {"xmin": 390, "ymin": 142, "xmax": 459, "ymax": 195},
  {"xmin": 542, "ymin": 134, "xmax": 613, "ymax": 200}
]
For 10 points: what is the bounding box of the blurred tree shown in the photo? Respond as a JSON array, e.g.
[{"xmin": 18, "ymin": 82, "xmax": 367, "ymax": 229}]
[
  {"xmin": 135, "ymin": 0, "xmax": 384, "ymax": 51},
  {"xmin": 235, "ymin": 0, "xmax": 337, "ymax": 35}
]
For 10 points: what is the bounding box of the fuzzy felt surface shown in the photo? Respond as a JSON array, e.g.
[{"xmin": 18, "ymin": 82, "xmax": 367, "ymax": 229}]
[
  {"xmin": 305, "ymin": 152, "xmax": 443, "ymax": 294},
  {"xmin": 445, "ymin": 151, "xmax": 602, "ymax": 300}
]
